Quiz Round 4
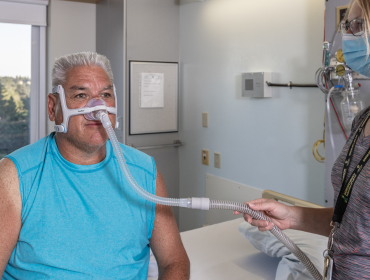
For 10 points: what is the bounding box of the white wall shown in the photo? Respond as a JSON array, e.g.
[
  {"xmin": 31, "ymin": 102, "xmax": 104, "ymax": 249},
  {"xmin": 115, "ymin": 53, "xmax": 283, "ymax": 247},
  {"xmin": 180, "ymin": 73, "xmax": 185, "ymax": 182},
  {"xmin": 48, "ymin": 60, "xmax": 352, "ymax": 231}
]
[
  {"xmin": 47, "ymin": 0, "xmax": 96, "ymax": 132},
  {"xmin": 179, "ymin": 0, "xmax": 325, "ymax": 231}
]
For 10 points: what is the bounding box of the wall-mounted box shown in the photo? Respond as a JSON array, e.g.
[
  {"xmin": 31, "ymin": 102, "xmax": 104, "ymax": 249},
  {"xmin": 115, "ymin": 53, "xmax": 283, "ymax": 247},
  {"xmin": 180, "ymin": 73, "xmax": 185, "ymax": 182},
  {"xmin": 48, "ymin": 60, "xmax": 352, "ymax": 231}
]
[{"xmin": 242, "ymin": 72, "xmax": 271, "ymax": 98}]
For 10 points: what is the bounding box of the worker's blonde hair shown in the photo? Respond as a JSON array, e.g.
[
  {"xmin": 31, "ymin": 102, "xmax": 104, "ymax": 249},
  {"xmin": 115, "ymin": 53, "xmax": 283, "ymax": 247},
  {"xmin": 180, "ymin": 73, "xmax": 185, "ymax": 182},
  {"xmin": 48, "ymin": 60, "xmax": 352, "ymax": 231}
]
[
  {"xmin": 344, "ymin": 0, "xmax": 370, "ymax": 56},
  {"xmin": 52, "ymin": 52, "xmax": 114, "ymax": 87}
]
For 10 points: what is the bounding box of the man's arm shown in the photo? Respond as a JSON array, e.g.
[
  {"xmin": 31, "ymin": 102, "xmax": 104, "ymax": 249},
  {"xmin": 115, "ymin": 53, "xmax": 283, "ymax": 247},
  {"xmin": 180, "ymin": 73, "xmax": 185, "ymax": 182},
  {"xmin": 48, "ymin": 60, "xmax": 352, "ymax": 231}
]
[
  {"xmin": 149, "ymin": 171, "xmax": 190, "ymax": 280},
  {"xmin": 0, "ymin": 158, "xmax": 22, "ymax": 276}
]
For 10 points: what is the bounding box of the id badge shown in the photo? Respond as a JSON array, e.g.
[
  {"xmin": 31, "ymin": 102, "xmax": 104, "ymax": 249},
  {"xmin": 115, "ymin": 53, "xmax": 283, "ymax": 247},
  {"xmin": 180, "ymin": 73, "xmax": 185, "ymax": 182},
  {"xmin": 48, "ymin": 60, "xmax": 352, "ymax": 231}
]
[{"xmin": 323, "ymin": 254, "xmax": 333, "ymax": 280}]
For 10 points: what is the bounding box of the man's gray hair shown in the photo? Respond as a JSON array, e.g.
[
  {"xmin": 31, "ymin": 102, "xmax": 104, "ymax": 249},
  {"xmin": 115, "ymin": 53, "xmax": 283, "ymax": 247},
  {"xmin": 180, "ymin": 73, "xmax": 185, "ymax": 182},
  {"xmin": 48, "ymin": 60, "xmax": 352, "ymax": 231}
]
[{"xmin": 52, "ymin": 52, "xmax": 114, "ymax": 87}]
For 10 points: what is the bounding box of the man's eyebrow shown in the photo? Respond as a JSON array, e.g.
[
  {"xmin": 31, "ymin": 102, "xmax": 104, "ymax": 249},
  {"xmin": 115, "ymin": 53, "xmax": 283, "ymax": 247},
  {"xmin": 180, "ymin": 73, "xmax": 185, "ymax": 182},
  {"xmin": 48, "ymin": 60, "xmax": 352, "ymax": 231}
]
[
  {"xmin": 102, "ymin": 85, "xmax": 113, "ymax": 90},
  {"xmin": 68, "ymin": 85, "xmax": 113, "ymax": 91},
  {"xmin": 70, "ymin": 86, "xmax": 87, "ymax": 91}
]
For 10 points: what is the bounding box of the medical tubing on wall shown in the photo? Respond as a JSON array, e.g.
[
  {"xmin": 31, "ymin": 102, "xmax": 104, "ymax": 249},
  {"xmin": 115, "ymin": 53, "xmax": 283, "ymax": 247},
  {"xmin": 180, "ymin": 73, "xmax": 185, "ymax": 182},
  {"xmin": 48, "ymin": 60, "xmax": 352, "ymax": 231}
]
[
  {"xmin": 209, "ymin": 200, "xmax": 322, "ymax": 280},
  {"xmin": 327, "ymin": 87, "xmax": 336, "ymax": 159},
  {"xmin": 97, "ymin": 112, "xmax": 322, "ymax": 280},
  {"xmin": 327, "ymin": 86, "xmax": 343, "ymax": 161}
]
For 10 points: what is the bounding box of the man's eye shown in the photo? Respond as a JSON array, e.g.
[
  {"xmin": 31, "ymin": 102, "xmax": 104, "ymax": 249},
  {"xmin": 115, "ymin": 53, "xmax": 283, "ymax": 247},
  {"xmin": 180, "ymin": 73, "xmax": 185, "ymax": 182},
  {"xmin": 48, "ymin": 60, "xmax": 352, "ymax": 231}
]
[
  {"xmin": 102, "ymin": 92, "xmax": 112, "ymax": 98},
  {"xmin": 75, "ymin": 93, "xmax": 86, "ymax": 98}
]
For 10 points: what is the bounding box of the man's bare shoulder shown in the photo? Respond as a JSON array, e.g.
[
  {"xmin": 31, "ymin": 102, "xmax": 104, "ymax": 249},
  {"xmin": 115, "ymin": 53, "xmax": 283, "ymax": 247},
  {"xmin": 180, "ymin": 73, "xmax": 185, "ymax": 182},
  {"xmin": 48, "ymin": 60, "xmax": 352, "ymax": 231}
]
[
  {"xmin": 0, "ymin": 158, "xmax": 22, "ymax": 276},
  {"xmin": 0, "ymin": 158, "xmax": 21, "ymax": 208}
]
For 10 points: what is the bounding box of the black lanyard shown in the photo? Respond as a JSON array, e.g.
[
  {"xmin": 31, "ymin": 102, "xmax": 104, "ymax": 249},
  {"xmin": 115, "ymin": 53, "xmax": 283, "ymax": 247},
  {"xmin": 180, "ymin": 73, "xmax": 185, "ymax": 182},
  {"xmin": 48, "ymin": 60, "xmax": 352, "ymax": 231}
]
[{"xmin": 333, "ymin": 109, "xmax": 370, "ymax": 224}]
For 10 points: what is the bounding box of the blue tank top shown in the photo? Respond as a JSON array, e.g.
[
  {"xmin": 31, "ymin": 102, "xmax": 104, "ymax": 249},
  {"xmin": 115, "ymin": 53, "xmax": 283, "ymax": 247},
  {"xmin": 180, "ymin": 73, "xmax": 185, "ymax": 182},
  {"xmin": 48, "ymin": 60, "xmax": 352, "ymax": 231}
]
[{"xmin": 3, "ymin": 133, "xmax": 156, "ymax": 280}]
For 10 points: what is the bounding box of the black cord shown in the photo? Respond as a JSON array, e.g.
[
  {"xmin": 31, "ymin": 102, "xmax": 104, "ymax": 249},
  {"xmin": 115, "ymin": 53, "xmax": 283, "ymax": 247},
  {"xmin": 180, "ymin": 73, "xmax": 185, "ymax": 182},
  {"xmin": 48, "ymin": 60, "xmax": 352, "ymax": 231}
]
[{"xmin": 266, "ymin": 81, "xmax": 318, "ymax": 89}]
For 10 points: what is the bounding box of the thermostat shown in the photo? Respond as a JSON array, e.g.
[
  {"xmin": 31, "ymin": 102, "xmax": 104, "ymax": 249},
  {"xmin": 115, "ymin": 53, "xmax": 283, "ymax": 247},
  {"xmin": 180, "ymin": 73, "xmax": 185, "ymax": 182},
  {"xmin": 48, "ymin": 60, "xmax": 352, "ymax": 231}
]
[{"xmin": 242, "ymin": 72, "xmax": 271, "ymax": 98}]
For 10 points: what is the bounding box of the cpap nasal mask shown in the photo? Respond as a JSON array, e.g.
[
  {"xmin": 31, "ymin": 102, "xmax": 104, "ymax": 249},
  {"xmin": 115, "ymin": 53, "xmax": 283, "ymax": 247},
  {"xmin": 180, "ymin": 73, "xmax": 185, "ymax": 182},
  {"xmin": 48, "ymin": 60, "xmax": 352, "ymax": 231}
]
[{"xmin": 51, "ymin": 84, "xmax": 118, "ymax": 133}]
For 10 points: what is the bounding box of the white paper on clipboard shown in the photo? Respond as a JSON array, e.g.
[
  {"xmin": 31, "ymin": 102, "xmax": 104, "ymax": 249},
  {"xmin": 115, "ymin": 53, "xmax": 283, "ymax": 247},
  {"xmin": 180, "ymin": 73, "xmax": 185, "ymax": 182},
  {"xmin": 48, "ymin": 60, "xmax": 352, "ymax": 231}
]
[{"xmin": 140, "ymin": 73, "xmax": 164, "ymax": 108}]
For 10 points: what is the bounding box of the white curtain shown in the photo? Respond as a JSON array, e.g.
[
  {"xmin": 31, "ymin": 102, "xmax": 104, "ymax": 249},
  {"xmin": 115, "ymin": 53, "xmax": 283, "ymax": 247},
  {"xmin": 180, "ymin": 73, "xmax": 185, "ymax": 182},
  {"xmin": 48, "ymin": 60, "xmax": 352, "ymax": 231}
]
[{"xmin": 0, "ymin": 0, "xmax": 48, "ymax": 26}]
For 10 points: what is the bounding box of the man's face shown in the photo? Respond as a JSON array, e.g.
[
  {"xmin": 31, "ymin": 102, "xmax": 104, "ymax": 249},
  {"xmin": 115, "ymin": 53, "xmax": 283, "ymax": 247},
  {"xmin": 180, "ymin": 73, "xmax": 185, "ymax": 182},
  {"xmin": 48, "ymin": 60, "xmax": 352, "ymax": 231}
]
[{"xmin": 48, "ymin": 65, "xmax": 116, "ymax": 153}]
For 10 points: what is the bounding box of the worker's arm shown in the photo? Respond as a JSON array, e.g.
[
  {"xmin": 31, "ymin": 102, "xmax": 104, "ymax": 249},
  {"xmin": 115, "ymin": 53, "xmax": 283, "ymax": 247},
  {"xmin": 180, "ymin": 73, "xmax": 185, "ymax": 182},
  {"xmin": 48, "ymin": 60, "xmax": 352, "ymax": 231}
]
[
  {"xmin": 149, "ymin": 171, "xmax": 190, "ymax": 280},
  {"xmin": 235, "ymin": 198, "xmax": 333, "ymax": 237},
  {"xmin": 287, "ymin": 205, "xmax": 333, "ymax": 236},
  {"xmin": 0, "ymin": 158, "xmax": 22, "ymax": 277}
]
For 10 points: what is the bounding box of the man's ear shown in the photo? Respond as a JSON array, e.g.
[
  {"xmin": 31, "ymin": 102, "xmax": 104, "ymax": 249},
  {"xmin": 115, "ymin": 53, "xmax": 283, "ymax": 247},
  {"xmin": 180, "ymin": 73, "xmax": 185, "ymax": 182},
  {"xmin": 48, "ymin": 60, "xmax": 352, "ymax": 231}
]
[{"xmin": 47, "ymin": 93, "xmax": 58, "ymax": 122}]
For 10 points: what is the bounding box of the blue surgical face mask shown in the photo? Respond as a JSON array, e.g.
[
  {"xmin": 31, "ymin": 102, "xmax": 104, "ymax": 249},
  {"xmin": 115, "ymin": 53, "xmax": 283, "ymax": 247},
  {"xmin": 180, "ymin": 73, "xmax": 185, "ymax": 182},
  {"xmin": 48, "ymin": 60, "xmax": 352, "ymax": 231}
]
[{"xmin": 342, "ymin": 33, "xmax": 370, "ymax": 77}]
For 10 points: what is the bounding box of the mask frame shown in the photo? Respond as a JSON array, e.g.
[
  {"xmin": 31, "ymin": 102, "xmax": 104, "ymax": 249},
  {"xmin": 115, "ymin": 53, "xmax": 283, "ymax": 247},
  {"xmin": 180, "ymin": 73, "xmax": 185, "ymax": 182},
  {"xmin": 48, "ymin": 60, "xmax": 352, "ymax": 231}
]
[{"xmin": 51, "ymin": 84, "xmax": 118, "ymax": 133}]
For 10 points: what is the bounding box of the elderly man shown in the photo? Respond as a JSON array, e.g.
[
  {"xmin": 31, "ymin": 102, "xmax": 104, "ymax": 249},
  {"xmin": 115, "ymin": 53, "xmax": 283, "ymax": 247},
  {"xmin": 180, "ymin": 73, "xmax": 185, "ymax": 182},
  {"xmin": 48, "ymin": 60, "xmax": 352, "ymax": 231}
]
[{"xmin": 0, "ymin": 52, "xmax": 190, "ymax": 279}]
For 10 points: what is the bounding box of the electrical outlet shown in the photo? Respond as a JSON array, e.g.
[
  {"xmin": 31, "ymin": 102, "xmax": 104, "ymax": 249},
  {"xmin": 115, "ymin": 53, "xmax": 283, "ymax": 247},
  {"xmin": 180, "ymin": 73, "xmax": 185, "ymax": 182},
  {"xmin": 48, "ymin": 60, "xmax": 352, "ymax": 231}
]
[
  {"xmin": 202, "ymin": 112, "xmax": 208, "ymax": 127},
  {"xmin": 214, "ymin": 152, "xmax": 221, "ymax": 168},
  {"xmin": 202, "ymin": 149, "xmax": 209, "ymax": 165}
]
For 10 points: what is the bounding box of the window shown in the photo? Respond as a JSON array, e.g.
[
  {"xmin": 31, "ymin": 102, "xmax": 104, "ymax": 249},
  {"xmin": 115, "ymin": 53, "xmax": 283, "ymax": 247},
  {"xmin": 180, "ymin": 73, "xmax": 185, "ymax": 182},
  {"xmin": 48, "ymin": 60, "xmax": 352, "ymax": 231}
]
[
  {"xmin": 0, "ymin": 23, "xmax": 32, "ymax": 158},
  {"xmin": 0, "ymin": 0, "xmax": 47, "ymax": 159}
]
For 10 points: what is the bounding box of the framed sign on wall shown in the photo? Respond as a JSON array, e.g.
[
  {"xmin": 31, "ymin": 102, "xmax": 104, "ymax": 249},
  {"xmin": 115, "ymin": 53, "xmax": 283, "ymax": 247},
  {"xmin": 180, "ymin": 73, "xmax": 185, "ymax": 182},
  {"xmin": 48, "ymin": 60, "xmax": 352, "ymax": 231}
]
[{"xmin": 129, "ymin": 61, "xmax": 179, "ymax": 135}]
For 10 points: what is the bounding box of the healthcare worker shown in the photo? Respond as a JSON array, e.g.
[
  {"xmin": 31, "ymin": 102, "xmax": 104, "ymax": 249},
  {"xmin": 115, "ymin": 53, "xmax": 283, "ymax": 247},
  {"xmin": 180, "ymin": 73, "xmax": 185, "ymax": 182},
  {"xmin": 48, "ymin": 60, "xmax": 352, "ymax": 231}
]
[{"xmin": 236, "ymin": 0, "xmax": 370, "ymax": 278}]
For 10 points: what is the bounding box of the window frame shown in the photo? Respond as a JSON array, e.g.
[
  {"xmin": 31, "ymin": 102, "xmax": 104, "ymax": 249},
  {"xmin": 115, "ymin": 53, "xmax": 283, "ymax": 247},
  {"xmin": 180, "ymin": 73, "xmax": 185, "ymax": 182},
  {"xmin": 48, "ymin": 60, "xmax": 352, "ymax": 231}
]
[
  {"xmin": 30, "ymin": 26, "xmax": 47, "ymax": 143},
  {"xmin": 0, "ymin": 0, "xmax": 48, "ymax": 144}
]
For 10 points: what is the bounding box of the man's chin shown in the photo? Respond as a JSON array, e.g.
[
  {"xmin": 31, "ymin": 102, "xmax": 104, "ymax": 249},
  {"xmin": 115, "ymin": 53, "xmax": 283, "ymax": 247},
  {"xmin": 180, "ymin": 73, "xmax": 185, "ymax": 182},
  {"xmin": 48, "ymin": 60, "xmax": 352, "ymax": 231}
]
[
  {"xmin": 88, "ymin": 133, "xmax": 108, "ymax": 146},
  {"xmin": 57, "ymin": 126, "xmax": 108, "ymax": 148}
]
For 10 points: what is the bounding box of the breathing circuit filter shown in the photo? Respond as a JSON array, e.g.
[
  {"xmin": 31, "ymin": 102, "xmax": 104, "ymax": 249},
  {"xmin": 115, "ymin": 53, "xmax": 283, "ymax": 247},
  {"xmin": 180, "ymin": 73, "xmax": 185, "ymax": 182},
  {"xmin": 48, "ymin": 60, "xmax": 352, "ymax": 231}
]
[
  {"xmin": 86, "ymin": 101, "xmax": 323, "ymax": 280},
  {"xmin": 340, "ymin": 89, "xmax": 363, "ymax": 130}
]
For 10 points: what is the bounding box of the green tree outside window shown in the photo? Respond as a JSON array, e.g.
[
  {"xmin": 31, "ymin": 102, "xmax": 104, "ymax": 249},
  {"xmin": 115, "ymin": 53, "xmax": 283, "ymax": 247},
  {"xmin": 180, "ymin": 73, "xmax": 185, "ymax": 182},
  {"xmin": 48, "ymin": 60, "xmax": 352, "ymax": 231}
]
[{"xmin": 0, "ymin": 77, "xmax": 30, "ymax": 159}]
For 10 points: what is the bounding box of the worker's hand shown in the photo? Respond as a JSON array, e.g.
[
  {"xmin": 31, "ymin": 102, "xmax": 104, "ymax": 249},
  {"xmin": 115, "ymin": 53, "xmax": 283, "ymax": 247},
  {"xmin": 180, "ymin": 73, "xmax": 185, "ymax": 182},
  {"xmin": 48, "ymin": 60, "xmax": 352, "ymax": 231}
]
[{"xmin": 234, "ymin": 198, "xmax": 294, "ymax": 232}]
